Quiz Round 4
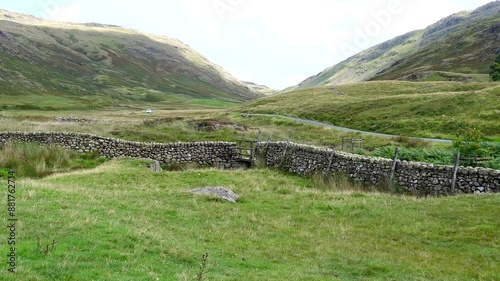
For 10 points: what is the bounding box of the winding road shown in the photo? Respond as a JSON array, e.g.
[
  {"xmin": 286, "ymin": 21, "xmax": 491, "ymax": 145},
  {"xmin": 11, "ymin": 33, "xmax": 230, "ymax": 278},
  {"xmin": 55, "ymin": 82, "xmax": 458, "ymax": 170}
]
[{"xmin": 243, "ymin": 113, "xmax": 453, "ymax": 144}]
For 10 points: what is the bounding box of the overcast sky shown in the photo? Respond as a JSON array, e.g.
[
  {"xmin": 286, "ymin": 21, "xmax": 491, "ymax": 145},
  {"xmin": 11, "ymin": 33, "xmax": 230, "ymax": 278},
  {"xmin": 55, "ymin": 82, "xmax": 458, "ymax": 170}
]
[{"xmin": 0, "ymin": 0, "xmax": 494, "ymax": 89}]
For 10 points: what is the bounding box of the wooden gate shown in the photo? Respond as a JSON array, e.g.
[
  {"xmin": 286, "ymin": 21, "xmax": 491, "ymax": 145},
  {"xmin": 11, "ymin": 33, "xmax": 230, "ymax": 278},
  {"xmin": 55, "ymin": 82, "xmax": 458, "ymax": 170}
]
[{"xmin": 237, "ymin": 140, "xmax": 258, "ymax": 164}]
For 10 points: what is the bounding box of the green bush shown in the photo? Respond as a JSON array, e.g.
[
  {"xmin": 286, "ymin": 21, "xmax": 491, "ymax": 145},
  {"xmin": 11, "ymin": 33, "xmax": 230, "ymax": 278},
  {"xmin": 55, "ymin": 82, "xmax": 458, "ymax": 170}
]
[
  {"xmin": 483, "ymin": 157, "xmax": 500, "ymax": 169},
  {"xmin": 369, "ymin": 145, "xmax": 499, "ymax": 169},
  {"xmin": 372, "ymin": 146, "xmax": 453, "ymax": 165},
  {"xmin": 143, "ymin": 93, "xmax": 163, "ymax": 102},
  {"xmin": 490, "ymin": 54, "xmax": 500, "ymax": 81}
]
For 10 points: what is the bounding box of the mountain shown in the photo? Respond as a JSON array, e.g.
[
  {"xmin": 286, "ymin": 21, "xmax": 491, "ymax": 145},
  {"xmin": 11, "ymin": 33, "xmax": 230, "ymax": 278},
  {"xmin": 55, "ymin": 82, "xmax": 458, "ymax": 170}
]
[
  {"xmin": 290, "ymin": 1, "xmax": 500, "ymax": 90},
  {"xmin": 0, "ymin": 8, "xmax": 262, "ymax": 108},
  {"xmin": 242, "ymin": 81, "xmax": 277, "ymax": 95}
]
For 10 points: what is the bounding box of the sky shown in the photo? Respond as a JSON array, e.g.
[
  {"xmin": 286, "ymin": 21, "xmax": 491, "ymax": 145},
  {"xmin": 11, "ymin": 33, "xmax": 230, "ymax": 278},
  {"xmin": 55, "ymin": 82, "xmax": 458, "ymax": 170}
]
[{"xmin": 0, "ymin": 0, "xmax": 495, "ymax": 89}]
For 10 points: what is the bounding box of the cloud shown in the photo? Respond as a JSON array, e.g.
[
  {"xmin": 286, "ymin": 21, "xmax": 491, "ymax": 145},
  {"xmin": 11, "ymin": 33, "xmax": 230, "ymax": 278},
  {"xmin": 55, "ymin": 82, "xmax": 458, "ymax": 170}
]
[
  {"xmin": 50, "ymin": 2, "xmax": 80, "ymax": 22},
  {"xmin": 35, "ymin": 1, "xmax": 81, "ymax": 22},
  {"xmin": 238, "ymin": 0, "xmax": 352, "ymax": 46},
  {"xmin": 286, "ymin": 74, "xmax": 309, "ymax": 86},
  {"xmin": 179, "ymin": 0, "xmax": 222, "ymax": 38},
  {"xmin": 231, "ymin": 67, "xmax": 256, "ymax": 82}
]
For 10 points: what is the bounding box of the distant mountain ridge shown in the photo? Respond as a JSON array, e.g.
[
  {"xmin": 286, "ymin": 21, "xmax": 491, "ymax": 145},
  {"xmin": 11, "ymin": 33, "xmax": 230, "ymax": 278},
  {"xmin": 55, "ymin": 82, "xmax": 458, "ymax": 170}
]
[
  {"xmin": 289, "ymin": 1, "xmax": 500, "ymax": 90},
  {"xmin": 242, "ymin": 81, "xmax": 277, "ymax": 95},
  {"xmin": 0, "ymin": 8, "xmax": 262, "ymax": 104}
]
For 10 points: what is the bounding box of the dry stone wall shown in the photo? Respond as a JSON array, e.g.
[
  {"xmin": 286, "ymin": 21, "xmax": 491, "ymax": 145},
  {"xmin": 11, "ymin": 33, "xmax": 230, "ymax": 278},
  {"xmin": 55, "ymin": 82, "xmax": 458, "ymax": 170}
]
[
  {"xmin": 0, "ymin": 132, "xmax": 499, "ymax": 195},
  {"xmin": 0, "ymin": 132, "xmax": 238, "ymax": 168},
  {"xmin": 258, "ymin": 142, "xmax": 500, "ymax": 195}
]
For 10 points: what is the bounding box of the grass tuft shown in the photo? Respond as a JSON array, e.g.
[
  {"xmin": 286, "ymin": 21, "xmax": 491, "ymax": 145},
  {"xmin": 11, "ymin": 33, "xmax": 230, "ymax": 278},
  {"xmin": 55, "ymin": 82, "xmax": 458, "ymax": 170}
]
[{"xmin": 0, "ymin": 142, "xmax": 107, "ymax": 178}]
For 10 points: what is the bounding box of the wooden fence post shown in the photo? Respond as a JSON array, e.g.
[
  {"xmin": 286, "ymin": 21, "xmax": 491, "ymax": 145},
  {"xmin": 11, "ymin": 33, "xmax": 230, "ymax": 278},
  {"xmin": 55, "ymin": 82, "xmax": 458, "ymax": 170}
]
[
  {"xmin": 451, "ymin": 152, "xmax": 460, "ymax": 195},
  {"xmin": 279, "ymin": 138, "xmax": 291, "ymax": 167},
  {"xmin": 264, "ymin": 134, "xmax": 272, "ymax": 157},
  {"xmin": 323, "ymin": 147, "xmax": 337, "ymax": 179},
  {"xmin": 390, "ymin": 147, "xmax": 400, "ymax": 182},
  {"xmin": 254, "ymin": 131, "xmax": 262, "ymax": 156},
  {"xmin": 282, "ymin": 140, "xmax": 290, "ymax": 159}
]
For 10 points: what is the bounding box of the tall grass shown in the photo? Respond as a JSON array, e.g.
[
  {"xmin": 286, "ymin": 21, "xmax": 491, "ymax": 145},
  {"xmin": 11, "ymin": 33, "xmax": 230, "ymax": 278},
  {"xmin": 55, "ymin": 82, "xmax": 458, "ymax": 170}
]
[{"xmin": 0, "ymin": 142, "xmax": 107, "ymax": 178}]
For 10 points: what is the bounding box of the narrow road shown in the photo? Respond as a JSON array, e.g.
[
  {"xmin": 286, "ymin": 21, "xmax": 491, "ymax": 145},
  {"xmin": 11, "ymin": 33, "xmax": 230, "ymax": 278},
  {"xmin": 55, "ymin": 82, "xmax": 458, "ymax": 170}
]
[{"xmin": 244, "ymin": 113, "xmax": 453, "ymax": 144}]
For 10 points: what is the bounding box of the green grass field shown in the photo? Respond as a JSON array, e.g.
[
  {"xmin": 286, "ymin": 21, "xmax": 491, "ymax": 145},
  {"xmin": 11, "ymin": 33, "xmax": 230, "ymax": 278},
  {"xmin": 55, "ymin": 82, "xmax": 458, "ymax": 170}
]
[
  {"xmin": 1, "ymin": 159, "xmax": 499, "ymax": 280},
  {"xmin": 240, "ymin": 81, "xmax": 500, "ymax": 141}
]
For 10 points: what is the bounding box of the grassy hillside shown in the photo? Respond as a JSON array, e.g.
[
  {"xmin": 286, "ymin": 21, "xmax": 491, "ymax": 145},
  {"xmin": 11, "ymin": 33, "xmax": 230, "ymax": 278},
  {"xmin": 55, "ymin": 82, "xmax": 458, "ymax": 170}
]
[
  {"xmin": 1, "ymin": 159, "xmax": 499, "ymax": 280},
  {"xmin": 0, "ymin": 8, "xmax": 261, "ymax": 111},
  {"xmin": 290, "ymin": 1, "xmax": 500, "ymax": 90},
  {"xmin": 291, "ymin": 30, "xmax": 423, "ymax": 89},
  {"xmin": 240, "ymin": 81, "xmax": 500, "ymax": 141},
  {"xmin": 373, "ymin": 4, "xmax": 500, "ymax": 81}
]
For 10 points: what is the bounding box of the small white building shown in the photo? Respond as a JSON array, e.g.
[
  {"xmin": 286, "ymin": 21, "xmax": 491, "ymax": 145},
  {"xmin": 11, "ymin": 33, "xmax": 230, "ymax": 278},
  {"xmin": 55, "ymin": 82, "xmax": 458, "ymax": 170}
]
[{"xmin": 146, "ymin": 109, "xmax": 153, "ymax": 115}]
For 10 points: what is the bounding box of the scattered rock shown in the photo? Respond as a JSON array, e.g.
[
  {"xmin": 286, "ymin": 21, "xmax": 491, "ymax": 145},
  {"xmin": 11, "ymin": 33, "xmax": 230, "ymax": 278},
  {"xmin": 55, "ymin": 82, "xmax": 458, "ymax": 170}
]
[
  {"xmin": 192, "ymin": 120, "xmax": 246, "ymax": 132},
  {"xmin": 17, "ymin": 73, "xmax": 36, "ymax": 88},
  {"xmin": 0, "ymin": 30, "xmax": 12, "ymax": 40},
  {"xmin": 191, "ymin": 187, "xmax": 239, "ymax": 203},
  {"xmin": 143, "ymin": 117, "xmax": 183, "ymax": 126},
  {"xmin": 53, "ymin": 117, "xmax": 112, "ymax": 123},
  {"xmin": 486, "ymin": 22, "xmax": 500, "ymax": 36},
  {"xmin": 149, "ymin": 160, "xmax": 162, "ymax": 172}
]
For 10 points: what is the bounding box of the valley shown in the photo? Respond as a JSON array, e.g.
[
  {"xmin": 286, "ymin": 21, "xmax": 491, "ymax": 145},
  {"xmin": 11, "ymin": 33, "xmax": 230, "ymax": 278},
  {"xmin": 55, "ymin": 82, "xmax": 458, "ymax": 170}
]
[{"xmin": 0, "ymin": 1, "xmax": 499, "ymax": 280}]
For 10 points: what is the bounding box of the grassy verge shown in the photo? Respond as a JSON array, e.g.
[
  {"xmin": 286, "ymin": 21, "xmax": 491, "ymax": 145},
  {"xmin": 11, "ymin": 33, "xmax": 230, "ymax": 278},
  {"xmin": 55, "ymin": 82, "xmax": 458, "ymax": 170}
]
[{"xmin": 0, "ymin": 159, "xmax": 498, "ymax": 280}]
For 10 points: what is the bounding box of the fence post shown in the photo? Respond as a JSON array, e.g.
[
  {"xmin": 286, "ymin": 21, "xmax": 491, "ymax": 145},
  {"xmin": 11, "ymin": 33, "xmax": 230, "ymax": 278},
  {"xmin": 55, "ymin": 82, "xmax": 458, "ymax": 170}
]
[
  {"xmin": 282, "ymin": 140, "xmax": 290, "ymax": 159},
  {"xmin": 254, "ymin": 131, "xmax": 262, "ymax": 156},
  {"xmin": 238, "ymin": 140, "xmax": 242, "ymax": 160},
  {"xmin": 250, "ymin": 141, "xmax": 255, "ymax": 161},
  {"xmin": 264, "ymin": 134, "xmax": 272, "ymax": 157},
  {"xmin": 324, "ymin": 146, "xmax": 337, "ymax": 179},
  {"xmin": 279, "ymin": 138, "xmax": 291, "ymax": 168},
  {"xmin": 451, "ymin": 152, "xmax": 460, "ymax": 195},
  {"xmin": 390, "ymin": 147, "xmax": 400, "ymax": 182}
]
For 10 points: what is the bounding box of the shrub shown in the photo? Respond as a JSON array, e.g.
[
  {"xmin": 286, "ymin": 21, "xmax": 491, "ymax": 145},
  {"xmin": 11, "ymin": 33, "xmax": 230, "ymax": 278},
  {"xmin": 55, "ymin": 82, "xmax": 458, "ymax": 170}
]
[
  {"xmin": 442, "ymin": 116, "xmax": 491, "ymax": 157},
  {"xmin": 372, "ymin": 146, "xmax": 453, "ymax": 165},
  {"xmin": 490, "ymin": 54, "xmax": 500, "ymax": 81},
  {"xmin": 143, "ymin": 93, "xmax": 163, "ymax": 102}
]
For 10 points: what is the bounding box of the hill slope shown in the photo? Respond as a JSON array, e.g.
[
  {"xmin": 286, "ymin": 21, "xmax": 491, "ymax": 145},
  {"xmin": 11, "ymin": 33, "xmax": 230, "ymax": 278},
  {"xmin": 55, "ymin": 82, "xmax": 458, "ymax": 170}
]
[
  {"xmin": 291, "ymin": 1, "xmax": 500, "ymax": 90},
  {"xmin": 0, "ymin": 8, "xmax": 261, "ymax": 110},
  {"xmin": 240, "ymin": 81, "xmax": 500, "ymax": 141}
]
